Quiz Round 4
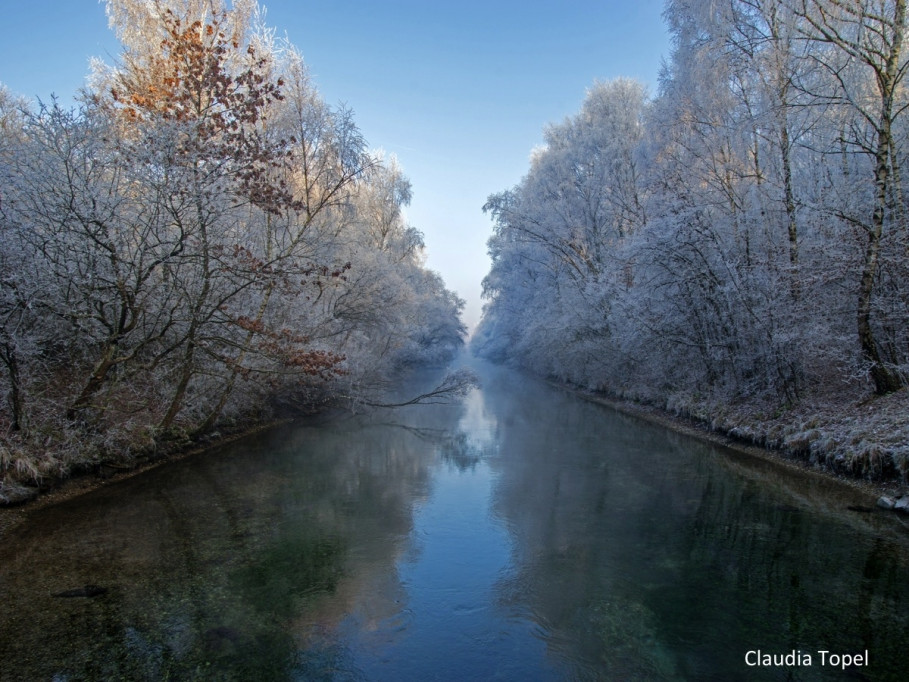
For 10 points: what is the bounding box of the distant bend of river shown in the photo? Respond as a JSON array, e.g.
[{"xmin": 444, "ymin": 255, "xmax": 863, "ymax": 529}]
[{"xmin": 1, "ymin": 361, "xmax": 907, "ymax": 681}]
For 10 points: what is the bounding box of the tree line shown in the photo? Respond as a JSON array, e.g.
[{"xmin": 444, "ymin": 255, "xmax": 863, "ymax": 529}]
[
  {"xmin": 474, "ymin": 0, "xmax": 909, "ymax": 413},
  {"xmin": 0, "ymin": 0, "xmax": 465, "ymax": 486}
]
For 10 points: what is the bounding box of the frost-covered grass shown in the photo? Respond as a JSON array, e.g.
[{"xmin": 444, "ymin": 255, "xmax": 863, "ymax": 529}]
[{"xmin": 650, "ymin": 387, "xmax": 909, "ymax": 485}]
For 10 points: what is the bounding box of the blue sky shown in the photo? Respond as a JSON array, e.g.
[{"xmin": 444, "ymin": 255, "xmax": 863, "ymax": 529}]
[{"xmin": 0, "ymin": 1, "xmax": 671, "ymax": 331}]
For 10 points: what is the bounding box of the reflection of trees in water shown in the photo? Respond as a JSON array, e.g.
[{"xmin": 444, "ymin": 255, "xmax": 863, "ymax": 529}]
[
  {"xmin": 0, "ymin": 404, "xmax": 465, "ymax": 680},
  {"xmin": 4, "ymin": 365, "xmax": 908, "ymax": 679},
  {"xmin": 373, "ymin": 386, "xmax": 498, "ymax": 472},
  {"xmin": 377, "ymin": 420, "xmax": 488, "ymax": 470},
  {"xmin": 438, "ymin": 431, "xmax": 483, "ymax": 471},
  {"xmin": 483, "ymin": 370, "xmax": 909, "ymax": 681},
  {"xmin": 441, "ymin": 385, "xmax": 500, "ymax": 471},
  {"xmin": 486, "ymin": 376, "xmax": 680, "ymax": 678},
  {"xmin": 664, "ymin": 458, "xmax": 909, "ymax": 679}
]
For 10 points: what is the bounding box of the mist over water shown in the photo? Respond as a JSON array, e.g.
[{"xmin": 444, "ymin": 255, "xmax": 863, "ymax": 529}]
[{"xmin": 1, "ymin": 363, "xmax": 907, "ymax": 680}]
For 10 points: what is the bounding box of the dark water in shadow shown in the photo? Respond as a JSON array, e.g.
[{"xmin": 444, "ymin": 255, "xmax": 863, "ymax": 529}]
[{"xmin": 1, "ymin": 363, "xmax": 907, "ymax": 681}]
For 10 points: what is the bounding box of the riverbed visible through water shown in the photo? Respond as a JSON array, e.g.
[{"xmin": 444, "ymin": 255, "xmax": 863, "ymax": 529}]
[{"xmin": 1, "ymin": 362, "xmax": 907, "ymax": 680}]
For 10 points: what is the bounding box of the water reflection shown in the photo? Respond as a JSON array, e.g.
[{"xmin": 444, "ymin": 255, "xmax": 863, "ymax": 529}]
[
  {"xmin": 481, "ymin": 367, "xmax": 909, "ymax": 681},
  {"xmin": 439, "ymin": 386, "xmax": 499, "ymax": 470},
  {"xmin": 0, "ymin": 363, "xmax": 907, "ymax": 680},
  {"xmin": 0, "ymin": 405, "xmax": 448, "ymax": 680}
]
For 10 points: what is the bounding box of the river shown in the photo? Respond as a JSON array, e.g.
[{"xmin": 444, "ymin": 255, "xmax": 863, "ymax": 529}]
[{"xmin": 1, "ymin": 362, "xmax": 907, "ymax": 681}]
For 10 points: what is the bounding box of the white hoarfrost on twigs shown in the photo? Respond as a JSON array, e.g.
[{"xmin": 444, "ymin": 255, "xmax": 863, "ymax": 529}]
[
  {"xmin": 473, "ymin": 0, "xmax": 909, "ymax": 485},
  {"xmin": 0, "ymin": 1, "xmax": 467, "ymax": 495}
]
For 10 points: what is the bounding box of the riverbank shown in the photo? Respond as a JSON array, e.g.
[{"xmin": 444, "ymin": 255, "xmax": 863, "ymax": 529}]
[
  {"xmin": 0, "ymin": 364, "xmax": 469, "ymax": 535},
  {"xmin": 6, "ymin": 370, "xmax": 906, "ymax": 538},
  {"xmin": 0, "ymin": 418, "xmax": 293, "ymax": 539},
  {"xmin": 553, "ymin": 380, "xmax": 909, "ymax": 506}
]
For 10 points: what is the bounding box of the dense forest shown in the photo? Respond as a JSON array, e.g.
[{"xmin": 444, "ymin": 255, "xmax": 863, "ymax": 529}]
[
  {"xmin": 0, "ymin": 0, "xmax": 465, "ymax": 496},
  {"xmin": 473, "ymin": 0, "xmax": 909, "ymax": 480}
]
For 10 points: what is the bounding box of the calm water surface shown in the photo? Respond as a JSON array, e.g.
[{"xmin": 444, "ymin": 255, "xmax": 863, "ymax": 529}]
[{"xmin": 1, "ymin": 363, "xmax": 908, "ymax": 680}]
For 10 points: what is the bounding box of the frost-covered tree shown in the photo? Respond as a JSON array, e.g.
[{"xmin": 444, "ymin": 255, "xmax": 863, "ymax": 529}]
[
  {"xmin": 477, "ymin": 79, "xmax": 647, "ymax": 386},
  {"xmin": 0, "ymin": 1, "xmax": 466, "ymax": 486},
  {"xmin": 787, "ymin": 0, "xmax": 909, "ymax": 393},
  {"xmin": 476, "ymin": 0, "xmax": 909, "ymax": 411}
]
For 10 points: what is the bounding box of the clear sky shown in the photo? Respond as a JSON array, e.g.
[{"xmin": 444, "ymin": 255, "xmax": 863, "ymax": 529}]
[{"xmin": 0, "ymin": 1, "xmax": 671, "ymax": 332}]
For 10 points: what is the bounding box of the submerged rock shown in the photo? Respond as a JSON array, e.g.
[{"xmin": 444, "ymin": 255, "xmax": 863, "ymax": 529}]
[
  {"xmin": 894, "ymin": 497, "xmax": 909, "ymax": 514},
  {"xmin": 877, "ymin": 493, "xmax": 909, "ymax": 514}
]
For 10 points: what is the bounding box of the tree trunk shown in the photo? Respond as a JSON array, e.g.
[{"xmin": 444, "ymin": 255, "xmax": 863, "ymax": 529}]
[
  {"xmin": 779, "ymin": 103, "xmax": 799, "ymax": 299},
  {"xmin": 160, "ymin": 339, "xmax": 195, "ymax": 430},
  {"xmin": 858, "ymin": 0, "xmax": 906, "ymax": 394},
  {"xmin": 1, "ymin": 342, "xmax": 23, "ymax": 432},
  {"xmin": 859, "ymin": 130, "xmax": 903, "ymax": 393},
  {"xmin": 67, "ymin": 343, "xmax": 118, "ymax": 420}
]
